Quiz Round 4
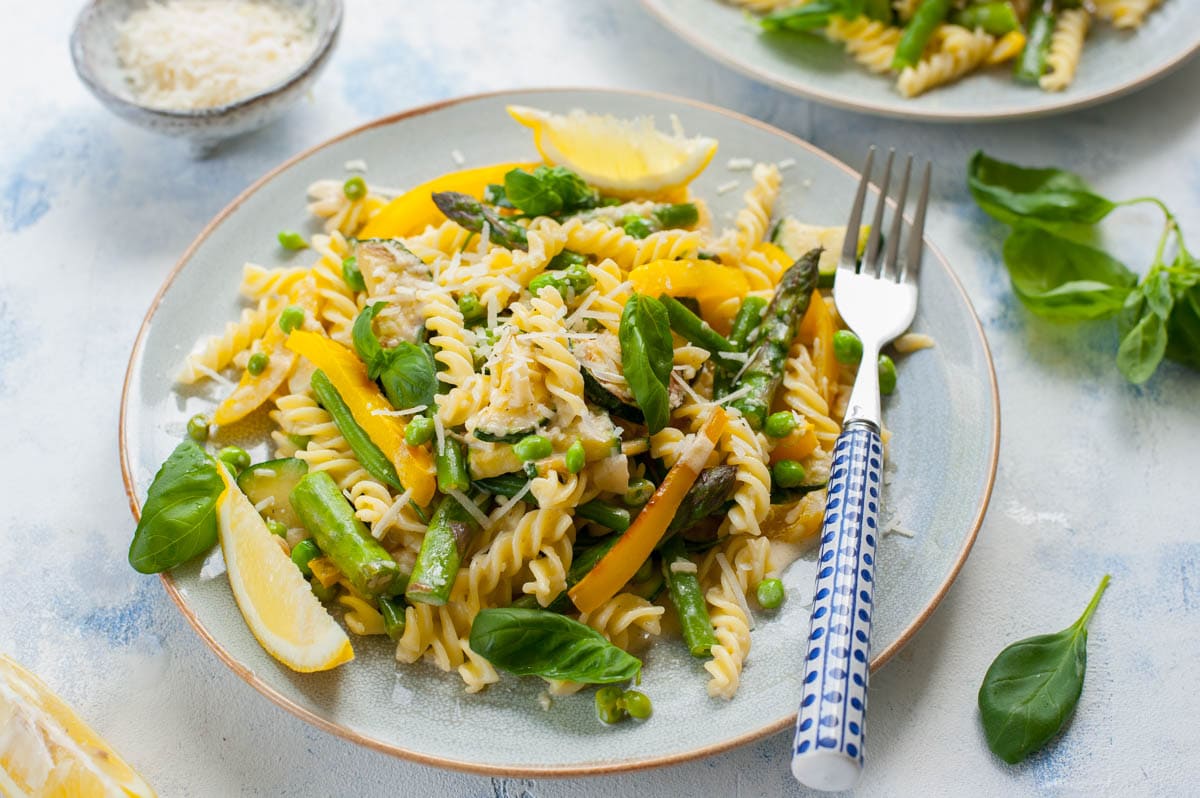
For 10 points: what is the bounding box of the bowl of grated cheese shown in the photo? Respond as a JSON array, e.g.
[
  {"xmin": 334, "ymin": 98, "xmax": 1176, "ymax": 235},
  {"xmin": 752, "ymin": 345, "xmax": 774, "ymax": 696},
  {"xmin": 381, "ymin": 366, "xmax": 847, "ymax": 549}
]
[{"xmin": 71, "ymin": 0, "xmax": 341, "ymax": 152}]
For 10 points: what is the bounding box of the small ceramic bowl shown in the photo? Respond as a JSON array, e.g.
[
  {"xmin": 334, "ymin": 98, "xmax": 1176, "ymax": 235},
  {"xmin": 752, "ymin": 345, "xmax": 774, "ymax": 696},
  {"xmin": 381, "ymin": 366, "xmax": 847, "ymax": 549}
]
[{"xmin": 70, "ymin": 0, "xmax": 342, "ymax": 154}]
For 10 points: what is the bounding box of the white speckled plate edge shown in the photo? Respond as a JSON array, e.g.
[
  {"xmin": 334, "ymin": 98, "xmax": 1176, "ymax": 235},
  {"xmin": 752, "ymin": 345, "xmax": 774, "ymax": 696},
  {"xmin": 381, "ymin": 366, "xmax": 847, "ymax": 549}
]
[
  {"xmin": 639, "ymin": 0, "xmax": 1200, "ymax": 122},
  {"xmin": 118, "ymin": 88, "xmax": 1000, "ymax": 777}
]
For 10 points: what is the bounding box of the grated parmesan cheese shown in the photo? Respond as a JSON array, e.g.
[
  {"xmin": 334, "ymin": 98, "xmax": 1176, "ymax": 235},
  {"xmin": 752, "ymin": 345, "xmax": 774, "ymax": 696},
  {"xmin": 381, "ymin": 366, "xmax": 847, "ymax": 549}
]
[
  {"xmin": 252, "ymin": 496, "xmax": 275, "ymax": 513},
  {"xmin": 716, "ymin": 180, "xmax": 741, "ymax": 195},
  {"xmin": 716, "ymin": 553, "xmax": 755, "ymax": 630},
  {"xmin": 115, "ymin": 0, "xmax": 318, "ymax": 111},
  {"xmin": 446, "ymin": 488, "xmax": 490, "ymax": 528},
  {"xmin": 726, "ymin": 157, "xmax": 754, "ymax": 171},
  {"xmin": 669, "ymin": 559, "xmax": 698, "ymax": 575},
  {"xmin": 371, "ymin": 489, "xmax": 413, "ymax": 540},
  {"xmin": 344, "ymin": 159, "xmax": 367, "ymax": 172},
  {"xmin": 777, "ymin": 158, "xmax": 796, "ymax": 170},
  {"xmin": 450, "ymin": 149, "xmax": 466, "ymax": 166}
]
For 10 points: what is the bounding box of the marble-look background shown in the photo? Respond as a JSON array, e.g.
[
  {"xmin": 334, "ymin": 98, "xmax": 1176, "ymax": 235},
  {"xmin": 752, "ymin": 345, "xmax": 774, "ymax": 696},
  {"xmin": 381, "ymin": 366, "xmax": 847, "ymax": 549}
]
[{"xmin": 2, "ymin": 2, "xmax": 1197, "ymax": 795}]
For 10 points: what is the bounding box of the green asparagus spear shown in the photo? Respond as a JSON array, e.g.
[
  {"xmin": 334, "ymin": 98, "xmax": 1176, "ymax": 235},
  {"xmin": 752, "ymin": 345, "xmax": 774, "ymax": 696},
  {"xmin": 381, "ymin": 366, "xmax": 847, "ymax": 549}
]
[
  {"xmin": 289, "ymin": 471, "xmax": 404, "ymax": 600},
  {"xmin": 472, "ymin": 474, "xmax": 630, "ymax": 531},
  {"xmin": 659, "ymin": 294, "xmax": 736, "ymax": 359},
  {"xmin": 760, "ymin": 1, "xmax": 839, "ymax": 32},
  {"xmin": 662, "ymin": 538, "xmax": 717, "ymax": 657},
  {"xmin": 379, "ymin": 596, "xmax": 407, "ymax": 640},
  {"xmin": 310, "ymin": 370, "xmax": 403, "ymax": 491},
  {"xmin": 892, "ymin": 0, "xmax": 953, "ymax": 70},
  {"xmin": 731, "ymin": 250, "xmax": 820, "ymax": 430},
  {"xmin": 661, "ymin": 465, "xmax": 739, "ymax": 543},
  {"xmin": 1014, "ymin": 3, "xmax": 1057, "ymax": 84},
  {"xmin": 406, "ymin": 494, "xmax": 482, "ymax": 605},
  {"xmin": 715, "ymin": 296, "xmax": 769, "ymax": 398},
  {"xmin": 954, "ymin": 1, "xmax": 1020, "ymax": 34},
  {"xmin": 431, "ymin": 191, "xmax": 528, "ymax": 250},
  {"xmin": 436, "ymin": 437, "xmax": 470, "ymax": 494}
]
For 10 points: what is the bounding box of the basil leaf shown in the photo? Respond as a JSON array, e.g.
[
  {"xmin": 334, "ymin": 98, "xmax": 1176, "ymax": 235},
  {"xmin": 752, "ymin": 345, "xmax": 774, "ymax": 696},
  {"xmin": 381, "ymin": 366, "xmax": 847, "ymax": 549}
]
[
  {"xmin": 1002, "ymin": 227, "xmax": 1136, "ymax": 320},
  {"xmin": 1117, "ymin": 311, "xmax": 1168, "ymax": 384},
  {"xmin": 979, "ymin": 576, "xmax": 1110, "ymax": 764},
  {"xmin": 968, "ymin": 152, "xmax": 1117, "ymax": 229},
  {"xmin": 469, "ymin": 607, "xmax": 642, "ymax": 684},
  {"xmin": 619, "ymin": 294, "xmax": 674, "ymax": 434},
  {"xmin": 353, "ymin": 303, "xmax": 438, "ymax": 410},
  {"xmin": 1166, "ymin": 282, "xmax": 1200, "ymax": 372},
  {"xmin": 503, "ymin": 166, "xmax": 599, "ymax": 217},
  {"xmin": 129, "ymin": 439, "xmax": 223, "ymax": 574},
  {"xmin": 505, "ymin": 169, "xmax": 562, "ymax": 216},
  {"xmin": 1141, "ymin": 270, "xmax": 1175, "ymax": 320}
]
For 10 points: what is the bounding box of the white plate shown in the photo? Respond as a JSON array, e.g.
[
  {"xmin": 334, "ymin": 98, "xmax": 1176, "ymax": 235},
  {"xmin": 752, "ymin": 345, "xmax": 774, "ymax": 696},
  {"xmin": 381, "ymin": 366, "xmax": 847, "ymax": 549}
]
[
  {"xmin": 119, "ymin": 88, "xmax": 999, "ymax": 775},
  {"xmin": 640, "ymin": 0, "xmax": 1200, "ymax": 121}
]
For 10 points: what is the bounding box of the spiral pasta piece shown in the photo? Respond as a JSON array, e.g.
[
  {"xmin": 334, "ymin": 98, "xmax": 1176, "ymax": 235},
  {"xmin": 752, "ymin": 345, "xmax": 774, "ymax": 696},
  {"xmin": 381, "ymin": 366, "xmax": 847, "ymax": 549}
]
[
  {"xmin": 422, "ymin": 287, "xmax": 476, "ymax": 388},
  {"xmin": 825, "ymin": 17, "xmax": 902, "ymax": 74},
  {"xmin": 718, "ymin": 163, "xmax": 780, "ymax": 259},
  {"xmin": 465, "ymin": 506, "xmax": 574, "ymax": 614},
  {"xmin": 1093, "ymin": 0, "xmax": 1161, "ymax": 29},
  {"xmin": 306, "ymin": 178, "xmax": 387, "ymax": 236},
  {"xmin": 178, "ymin": 294, "xmax": 284, "ymax": 383},
  {"xmin": 1040, "ymin": 9, "xmax": 1089, "ymax": 92},
  {"xmin": 238, "ymin": 263, "xmax": 309, "ymax": 301},
  {"xmin": 896, "ymin": 26, "xmax": 995, "ymax": 98},
  {"xmin": 580, "ymin": 592, "xmax": 665, "ymax": 651},
  {"xmin": 307, "ymin": 231, "xmax": 359, "ymax": 345},
  {"xmin": 719, "ymin": 413, "xmax": 772, "ymax": 537},
  {"xmin": 512, "ymin": 288, "xmax": 588, "ymax": 425}
]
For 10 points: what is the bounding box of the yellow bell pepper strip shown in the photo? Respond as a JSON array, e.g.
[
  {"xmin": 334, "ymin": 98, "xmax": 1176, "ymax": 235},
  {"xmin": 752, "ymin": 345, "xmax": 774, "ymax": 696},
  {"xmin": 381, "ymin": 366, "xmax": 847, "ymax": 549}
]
[
  {"xmin": 359, "ymin": 162, "xmax": 537, "ymax": 239},
  {"xmin": 798, "ymin": 290, "xmax": 839, "ymax": 406},
  {"xmin": 214, "ymin": 277, "xmax": 318, "ymax": 427},
  {"xmin": 308, "ymin": 556, "xmax": 343, "ymax": 589},
  {"xmin": 569, "ymin": 407, "xmax": 728, "ymax": 614},
  {"xmin": 285, "ymin": 331, "xmax": 436, "ymax": 506},
  {"xmin": 628, "ymin": 259, "xmax": 750, "ymax": 333},
  {"xmin": 769, "ymin": 423, "xmax": 819, "ymax": 465}
]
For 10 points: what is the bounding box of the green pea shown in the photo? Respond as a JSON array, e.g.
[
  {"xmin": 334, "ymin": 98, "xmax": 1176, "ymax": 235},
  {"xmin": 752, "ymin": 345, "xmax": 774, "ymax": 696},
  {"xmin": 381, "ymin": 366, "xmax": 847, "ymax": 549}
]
[
  {"xmin": 621, "ymin": 689, "xmax": 653, "ymax": 720},
  {"xmin": 186, "ymin": 413, "xmax": 210, "ymax": 443},
  {"xmin": 405, "ymin": 416, "xmax": 435, "ymax": 446},
  {"xmin": 217, "ymin": 446, "xmax": 250, "ymax": 474},
  {"xmin": 756, "ymin": 578, "xmax": 785, "ymax": 610},
  {"xmin": 458, "ymin": 293, "xmax": 484, "ymax": 323},
  {"xmin": 621, "ymin": 216, "xmax": 654, "ymax": 239},
  {"xmin": 528, "ymin": 272, "xmax": 559, "ymax": 294},
  {"xmin": 833, "ymin": 330, "xmax": 863, "ymax": 364},
  {"xmin": 764, "ymin": 411, "xmax": 797, "ymax": 439},
  {"xmin": 513, "ymin": 434, "xmax": 553, "ymax": 462},
  {"xmin": 343, "ymin": 175, "xmax": 367, "ymax": 201},
  {"xmin": 595, "ymin": 686, "xmax": 626, "ymax": 724},
  {"xmin": 277, "ymin": 230, "xmax": 308, "ymax": 250},
  {"xmin": 246, "ymin": 352, "xmax": 269, "ymax": 376},
  {"xmin": 266, "ymin": 519, "xmax": 288, "ymax": 537},
  {"xmin": 341, "ymin": 256, "xmax": 366, "ymax": 292},
  {"xmin": 279, "ymin": 305, "xmax": 305, "ymax": 334},
  {"xmin": 878, "ymin": 354, "xmax": 898, "ymax": 395},
  {"xmin": 311, "ymin": 577, "xmax": 338, "ymax": 602},
  {"xmin": 291, "ymin": 539, "xmax": 320, "ymax": 577},
  {"xmin": 624, "ymin": 478, "xmax": 655, "ymax": 507},
  {"xmin": 652, "ymin": 203, "xmax": 699, "ymax": 229},
  {"xmin": 772, "ymin": 459, "xmax": 806, "ymax": 489},
  {"xmin": 564, "ymin": 440, "xmax": 586, "ymax": 474}
]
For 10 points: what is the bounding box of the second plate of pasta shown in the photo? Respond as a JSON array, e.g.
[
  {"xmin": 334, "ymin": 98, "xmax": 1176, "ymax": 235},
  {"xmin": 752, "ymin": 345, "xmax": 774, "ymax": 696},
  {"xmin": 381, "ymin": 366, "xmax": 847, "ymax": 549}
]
[
  {"xmin": 640, "ymin": 0, "xmax": 1200, "ymax": 120},
  {"xmin": 120, "ymin": 88, "xmax": 998, "ymax": 775}
]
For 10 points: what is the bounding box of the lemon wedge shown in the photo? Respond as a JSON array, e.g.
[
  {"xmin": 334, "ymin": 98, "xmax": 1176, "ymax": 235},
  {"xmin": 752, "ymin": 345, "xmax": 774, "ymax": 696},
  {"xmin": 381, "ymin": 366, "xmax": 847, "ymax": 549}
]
[
  {"xmin": 217, "ymin": 465, "xmax": 353, "ymax": 673},
  {"xmin": 0, "ymin": 654, "xmax": 156, "ymax": 797},
  {"xmin": 507, "ymin": 105, "xmax": 718, "ymax": 198}
]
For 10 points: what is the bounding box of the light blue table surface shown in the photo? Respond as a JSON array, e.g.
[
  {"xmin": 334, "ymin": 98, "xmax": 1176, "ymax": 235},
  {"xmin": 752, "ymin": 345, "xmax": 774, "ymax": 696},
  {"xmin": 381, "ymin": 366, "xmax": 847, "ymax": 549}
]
[{"xmin": 2, "ymin": 2, "xmax": 1198, "ymax": 795}]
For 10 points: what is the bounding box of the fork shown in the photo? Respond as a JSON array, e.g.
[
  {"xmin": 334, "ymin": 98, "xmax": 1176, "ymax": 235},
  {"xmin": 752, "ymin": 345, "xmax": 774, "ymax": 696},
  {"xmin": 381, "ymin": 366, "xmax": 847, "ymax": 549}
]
[{"xmin": 790, "ymin": 148, "xmax": 929, "ymax": 792}]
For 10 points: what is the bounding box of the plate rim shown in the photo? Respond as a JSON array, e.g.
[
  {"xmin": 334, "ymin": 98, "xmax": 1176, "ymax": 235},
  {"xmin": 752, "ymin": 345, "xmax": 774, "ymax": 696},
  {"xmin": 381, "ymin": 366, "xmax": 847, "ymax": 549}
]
[
  {"xmin": 117, "ymin": 86, "xmax": 1000, "ymax": 777},
  {"xmin": 637, "ymin": 0, "xmax": 1200, "ymax": 122}
]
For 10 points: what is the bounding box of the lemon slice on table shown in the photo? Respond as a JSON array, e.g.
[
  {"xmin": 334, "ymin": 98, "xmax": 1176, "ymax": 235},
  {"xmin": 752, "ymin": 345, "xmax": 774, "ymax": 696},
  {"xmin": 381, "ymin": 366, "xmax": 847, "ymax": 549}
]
[
  {"xmin": 507, "ymin": 105, "xmax": 718, "ymax": 199},
  {"xmin": 217, "ymin": 465, "xmax": 353, "ymax": 673},
  {"xmin": 0, "ymin": 654, "xmax": 156, "ymax": 797}
]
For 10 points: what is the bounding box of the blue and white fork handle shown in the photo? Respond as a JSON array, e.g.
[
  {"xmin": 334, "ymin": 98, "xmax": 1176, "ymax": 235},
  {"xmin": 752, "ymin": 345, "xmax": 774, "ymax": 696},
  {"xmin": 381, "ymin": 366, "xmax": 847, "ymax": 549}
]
[{"xmin": 790, "ymin": 419, "xmax": 883, "ymax": 792}]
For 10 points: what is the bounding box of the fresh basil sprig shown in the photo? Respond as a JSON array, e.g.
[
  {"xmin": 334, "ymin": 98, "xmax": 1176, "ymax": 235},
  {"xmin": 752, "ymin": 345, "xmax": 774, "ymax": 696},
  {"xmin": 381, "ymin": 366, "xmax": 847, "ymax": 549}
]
[
  {"xmin": 978, "ymin": 575, "xmax": 1110, "ymax": 764},
  {"xmin": 469, "ymin": 607, "xmax": 642, "ymax": 684},
  {"xmin": 502, "ymin": 166, "xmax": 599, "ymax": 217},
  {"xmin": 968, "ymin": 151, "xmax": 1200, "ymax": 384},
  {"xmin": 129, "ymin": 439, "xmax": 224, "ymax": 574},
  {"xmin": 353, "ymin": 303, "xmax": 437, "ymax": 411},
  {"xmin": 619, "ymin": 294, "xmax": 674, "ymax": 434}
]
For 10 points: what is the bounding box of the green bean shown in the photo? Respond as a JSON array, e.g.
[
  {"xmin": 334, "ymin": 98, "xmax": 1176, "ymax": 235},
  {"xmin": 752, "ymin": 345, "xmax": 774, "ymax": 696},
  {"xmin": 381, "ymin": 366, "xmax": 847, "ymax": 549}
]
[
  {"xmin": 547, "ymin": 249, "xmax": 588, "ymax": 270},
  {"xmin": 954, "ymin": 1, "xmax": 1020, "ymax": 35},
  {"xmin": 436, "ymin": 438, "xmax": 470, "ymax": 494},
  {"xmin": 379, "ymin": 596, "xmax": 407, "ymax": 640},
  {"xmin": 311, "ymin": 369, "xmax": 401, "ymax": 490},
  {"xmin": 1014, "ymin": 4, "xmax": 1057, "ymax": 84},
  {"xmin": 715, "ymin": 295, "xmax": 769, "ymax": 398},
  {"xmin": 662, "ymin": 539, "xmax": 717, "ymax": 657},
  {"xmin": 892, "ymin": 0, "xmax": 953, "ymax": 70},
  {"xmin": 659, "ymin": 294, "xmax": 735, "ymax": 357}
]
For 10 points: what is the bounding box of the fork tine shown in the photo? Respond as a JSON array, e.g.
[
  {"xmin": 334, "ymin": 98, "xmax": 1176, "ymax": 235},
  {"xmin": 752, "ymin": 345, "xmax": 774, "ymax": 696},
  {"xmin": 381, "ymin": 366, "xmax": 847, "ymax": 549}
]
[
  {"xmin": 880, "ymin": 154, "xmax": 913, "ymax": 282},
  {"xmin": 901, "ymin": 161, "xmax": 932, "ymax": 285},
  {"xmin": 840, "ymin": 147, "xmax": 875, "ymax": 275},
  {"xmin": 862, "ymin": 149, "xmax": 894, "ymax": 276}
]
